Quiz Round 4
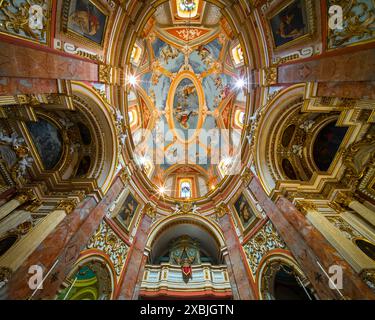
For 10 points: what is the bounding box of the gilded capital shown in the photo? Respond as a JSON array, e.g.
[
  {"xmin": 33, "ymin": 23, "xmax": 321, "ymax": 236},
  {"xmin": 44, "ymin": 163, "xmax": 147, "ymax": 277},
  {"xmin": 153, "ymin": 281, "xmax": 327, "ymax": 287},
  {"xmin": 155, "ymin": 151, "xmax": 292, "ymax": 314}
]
[
  {"xmin": 15, "ymin": 189, "xmax": 36, "ymax": 204},
  {"xmin": 295, "ymin": 200, "xmax": 317, "ymax": 214},
  {"xmin": 56, "ymin": 199, "xmax": 78, "ymax": 214},
  {"xmin": 334, "ymin": 192, "xmax": 354, "ymax": 208},
  {"xmin": 143, "ymin": 203, "xmax": 157, "ymax": 219},
  {"xmin": 215, "ymin": 203, "xmax": 229, "ymax": 219}
]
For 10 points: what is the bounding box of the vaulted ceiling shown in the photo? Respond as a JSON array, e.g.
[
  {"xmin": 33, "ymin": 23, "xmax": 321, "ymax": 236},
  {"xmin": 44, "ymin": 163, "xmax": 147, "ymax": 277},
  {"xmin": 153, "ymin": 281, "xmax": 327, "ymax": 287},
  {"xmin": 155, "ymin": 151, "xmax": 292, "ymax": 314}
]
[{"xmin": 127, "ymin": 0, "xmax": 246, "ymax": 199}]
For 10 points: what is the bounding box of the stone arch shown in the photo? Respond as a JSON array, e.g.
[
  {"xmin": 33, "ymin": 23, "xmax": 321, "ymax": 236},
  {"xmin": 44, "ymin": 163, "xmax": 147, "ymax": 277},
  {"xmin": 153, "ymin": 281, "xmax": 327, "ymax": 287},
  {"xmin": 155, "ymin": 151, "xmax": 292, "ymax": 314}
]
[
  {"xmin": 56, "ymin": 253, "xmax": 116, "ymax": 300},
  {"xmin": 256, "ymin": 251, "xmax": 316, "ymax": 300},
  {"xmin": 145, "ymin": 214, "xmax": 226, "ymax": 264}
]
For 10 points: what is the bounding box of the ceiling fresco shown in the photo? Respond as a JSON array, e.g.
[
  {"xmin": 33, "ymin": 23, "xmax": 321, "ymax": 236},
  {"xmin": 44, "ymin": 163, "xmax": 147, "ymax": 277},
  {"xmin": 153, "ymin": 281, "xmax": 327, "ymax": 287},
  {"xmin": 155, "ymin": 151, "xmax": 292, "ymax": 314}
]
[{"xmin": 128, "ymin": 0, "xmax": 246, "ymax": 199}]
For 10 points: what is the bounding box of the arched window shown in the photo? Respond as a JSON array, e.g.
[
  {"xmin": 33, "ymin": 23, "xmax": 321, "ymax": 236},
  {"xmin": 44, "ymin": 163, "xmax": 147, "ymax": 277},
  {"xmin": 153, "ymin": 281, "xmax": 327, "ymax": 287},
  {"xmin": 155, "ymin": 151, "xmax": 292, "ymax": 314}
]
[{"xmin": 180, "ymin": 181, "xmax": 191, "ymax": 198}]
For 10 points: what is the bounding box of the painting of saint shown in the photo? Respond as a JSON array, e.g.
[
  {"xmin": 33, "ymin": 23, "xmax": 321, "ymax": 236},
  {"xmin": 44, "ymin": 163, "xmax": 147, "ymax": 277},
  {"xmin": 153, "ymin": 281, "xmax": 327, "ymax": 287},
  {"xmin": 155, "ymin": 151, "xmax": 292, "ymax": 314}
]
[
  {"xmin": 67, "ymin": 0, "xmax": 107, "ymax": 46},
  {"xmin": 116, "ymin": 192, "xmax": 139, "ymax": 230},
  {"xmin": 269, "ymin": 0, "xmax": 308, "ymax": 48},
  {"xmin": 173, "ymin": 79, "xmax": 199, "ymax": 138},
  {"xmin": 26, "ymin": 118, "xmax": 63, "ymax": 170},
  {"xmin": 234, "ymin": 193, "xmax": 256, "ymax": 229}
]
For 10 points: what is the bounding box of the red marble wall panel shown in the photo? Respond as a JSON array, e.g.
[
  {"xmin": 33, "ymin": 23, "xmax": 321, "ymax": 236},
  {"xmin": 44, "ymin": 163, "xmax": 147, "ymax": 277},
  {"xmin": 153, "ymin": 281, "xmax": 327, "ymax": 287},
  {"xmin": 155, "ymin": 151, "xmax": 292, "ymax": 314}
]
[
  {"xmin": 116, "ymin": 214, "xmax": 152, "ymax": 300},
  {"xmin": 0, "ymin": 42, "xmax": 98, "ymax": 81},
  {"xmin": 317, "ymin": 81, "xmax": 375, "ymax": 100},
  {"xmin": 278, "ymin": 48, "xmax": 375, "ymax": 83},
  {"xmin": 0, "ymin": 77, "xmax": 58, "ymax": 95},
  {"xmin": 218, "ymin": 213, "xmax": 256, "ymax": 300}
]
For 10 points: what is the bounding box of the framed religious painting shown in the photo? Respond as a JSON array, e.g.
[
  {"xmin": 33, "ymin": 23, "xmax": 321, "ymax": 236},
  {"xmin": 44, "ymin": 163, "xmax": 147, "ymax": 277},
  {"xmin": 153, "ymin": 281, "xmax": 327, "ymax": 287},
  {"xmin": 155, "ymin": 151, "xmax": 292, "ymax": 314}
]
[
  {"xmin": 267, "ymin": 0, "xmax": 315, "ymax": 50},
  {"xmin": 61, "ymin": 0, "xmax": 109, "ymax": 47},
  {"xmin": 232, "ymin": 191, "xmax": 259, "ymax": 233},
  {"xmin": 114, "ymin": 190, "xmax": 140, "ymax": 232}
]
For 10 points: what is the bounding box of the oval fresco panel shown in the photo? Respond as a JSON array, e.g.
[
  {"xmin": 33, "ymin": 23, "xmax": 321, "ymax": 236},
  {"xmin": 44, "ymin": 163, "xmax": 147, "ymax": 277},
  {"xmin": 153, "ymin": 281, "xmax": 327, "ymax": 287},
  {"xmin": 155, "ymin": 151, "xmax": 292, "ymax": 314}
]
[{"xmin": 173, "ymin": 78, "xmax": 199, "ymax": 140}]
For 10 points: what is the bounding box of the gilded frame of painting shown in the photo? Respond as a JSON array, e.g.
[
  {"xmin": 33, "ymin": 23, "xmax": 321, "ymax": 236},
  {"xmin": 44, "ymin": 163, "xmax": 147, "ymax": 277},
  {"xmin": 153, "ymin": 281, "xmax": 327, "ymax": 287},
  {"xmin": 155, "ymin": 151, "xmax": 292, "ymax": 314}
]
[
  {"xmin": 61, "ymin": 0, "xmax": 109, "ymax": 49},
  {"xmin": 113, "ymin": 188, "xmax": 141, "ymax": 233},
  {"xmin": 0, "ymin": 0, "xmax": 52, "ymax": 45},
  {"xmin": 231, "ymin": 189, "xmax": 260, "ymax": 234},
  {"xmin": 266, "ymin": 0, "xmax": 316, "ymax": 51}
]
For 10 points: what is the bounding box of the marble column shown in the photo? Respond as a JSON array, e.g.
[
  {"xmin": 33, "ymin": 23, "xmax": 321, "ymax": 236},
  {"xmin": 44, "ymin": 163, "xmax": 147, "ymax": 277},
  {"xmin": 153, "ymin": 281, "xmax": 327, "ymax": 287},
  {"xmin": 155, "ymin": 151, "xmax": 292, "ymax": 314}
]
[
  {"xmin": 0, "ymin": 192, "xmax": 31, "ymax": 221},
  {"xmin": 248, "ymin": 176, "xmax": 375, "ymax": 300},
  {"xmin": 116, "ymin": 213, "xmax": 153, "ymax": 300},
  {"xmin": 0, "ymin": 209, "xmax": 67, "ymax": 272},
  {"xmin": 336, "ymin": 192, "xmax": 375, "ymax": 227},
  {"xmin": 222, "ymin": 250, "xmax": 240, "ymax": 300},
  {"xmin": 217, "ymin": 213, "xmax": 256, "ymax": 300},
  {"xmin": 305, "ymin": 208, "xmax": 375, "ymax": 273},
  {"xmin": 2, "ymin": 177, "xmax": 124, "ymax": 300}
]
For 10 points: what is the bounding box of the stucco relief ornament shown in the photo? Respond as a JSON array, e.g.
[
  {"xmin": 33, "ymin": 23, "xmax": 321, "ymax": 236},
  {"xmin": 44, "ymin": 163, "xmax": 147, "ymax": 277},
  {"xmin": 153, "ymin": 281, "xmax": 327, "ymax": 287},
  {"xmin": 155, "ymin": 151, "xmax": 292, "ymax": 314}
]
[
  {"xmin": 69, "ymin": 143, "xmax": 80, "ymax": 154},
  {"xmin": 299, "ymin": 119, "xmax": 315, "ymax": 132},
  {"xmin": 0, "ymin": 266, "xmax": 12, "ymax": 290},
  {"xmin": 120, "ymin": 133, "xmax": 127, "ymax": 146},
  {"xmin": 292, "ymin": 144, "xmax": 303, "ymax": 158},
  {"xmin": 0, "ymin": 131, "xmax": 24, "ymax": 147},
  {"xmin": 17, "ymin": 156, "xmax": 34, "ymax": 178}
]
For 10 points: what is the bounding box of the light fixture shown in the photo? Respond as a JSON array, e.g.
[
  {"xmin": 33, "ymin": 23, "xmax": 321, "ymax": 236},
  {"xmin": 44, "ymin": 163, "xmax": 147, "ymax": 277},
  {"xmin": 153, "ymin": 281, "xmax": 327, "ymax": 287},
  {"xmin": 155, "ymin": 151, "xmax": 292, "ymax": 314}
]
[
  {"xmin": 127, "ymin": 74, "xmax": 138, "ymax": 86},
  {"xmin": 158, "ymin": 186, "xmax": 166, "ymax": 194},
  {"xmin": 235, "ymin": 78, "xmax": 246, "ymax": 89}
]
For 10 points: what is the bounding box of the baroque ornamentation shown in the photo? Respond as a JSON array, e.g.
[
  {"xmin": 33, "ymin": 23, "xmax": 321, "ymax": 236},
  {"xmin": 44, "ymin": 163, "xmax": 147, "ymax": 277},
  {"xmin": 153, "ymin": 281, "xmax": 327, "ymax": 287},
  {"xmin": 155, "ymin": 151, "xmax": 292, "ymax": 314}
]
[
  {"xmin": 0, "ymin": 266, "xmax": 12, "ymax": 289},
  {"xmin": 143, "ymin": 202, "xmax": 157, "ymax": 219},
  {"xmin": 0, "ymin": 0, "xmax": 50, "ymax": 44},
  {"xmin": 294, "ymin": 200, "xmax": 317, "ymax": 214},
  {"xmin": 325, "ymin": 216, "xmax": 363, "ymax": 241},
  {"xmin": 243, "ymin": 220, "xmax": 286, "ymax": 275},
  {"xmin": 328, "ymin": 0, "xmax": 375, "ymax": 49},
  {"xmin": 98, "ymin": 63, "xmax": 112, "ymax": 84},
  {"xmin": 360, "ymin": 269, "xmax": 375, "ymax": 292},
  {"xmin": 56, "ymin": 198, "xmax": 79, "ymax": 214},
  {"xmin": 86, "ymin": 221, "xmax": 129, "ymax": 277},
  {"xmin": 215, "ymin": 203, "xmax": 228, "ymax": 219},
  {"xmin": 262, "ymin": 66, "xmax": 277, "ymax": 86}
]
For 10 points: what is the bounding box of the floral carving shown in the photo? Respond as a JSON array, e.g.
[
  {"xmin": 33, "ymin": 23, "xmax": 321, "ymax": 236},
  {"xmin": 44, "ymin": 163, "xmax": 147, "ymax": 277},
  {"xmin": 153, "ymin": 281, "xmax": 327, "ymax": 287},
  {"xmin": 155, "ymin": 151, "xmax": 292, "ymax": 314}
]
[
  {"xmin": 86, "ymin": 221, "xmax": 129, "ymax": 276},
  {"xmin": 243, "ymin": 220, "xmax": 286, "ymax": 275}
]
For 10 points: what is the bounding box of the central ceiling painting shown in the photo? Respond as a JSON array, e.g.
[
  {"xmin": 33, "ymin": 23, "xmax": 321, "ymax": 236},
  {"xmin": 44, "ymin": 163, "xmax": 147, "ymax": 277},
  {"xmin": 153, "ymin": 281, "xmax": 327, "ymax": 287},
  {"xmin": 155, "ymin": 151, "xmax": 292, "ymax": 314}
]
[{"xmin": 128, "ymin": 0, "xmax": 246, "ymax": 199}]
